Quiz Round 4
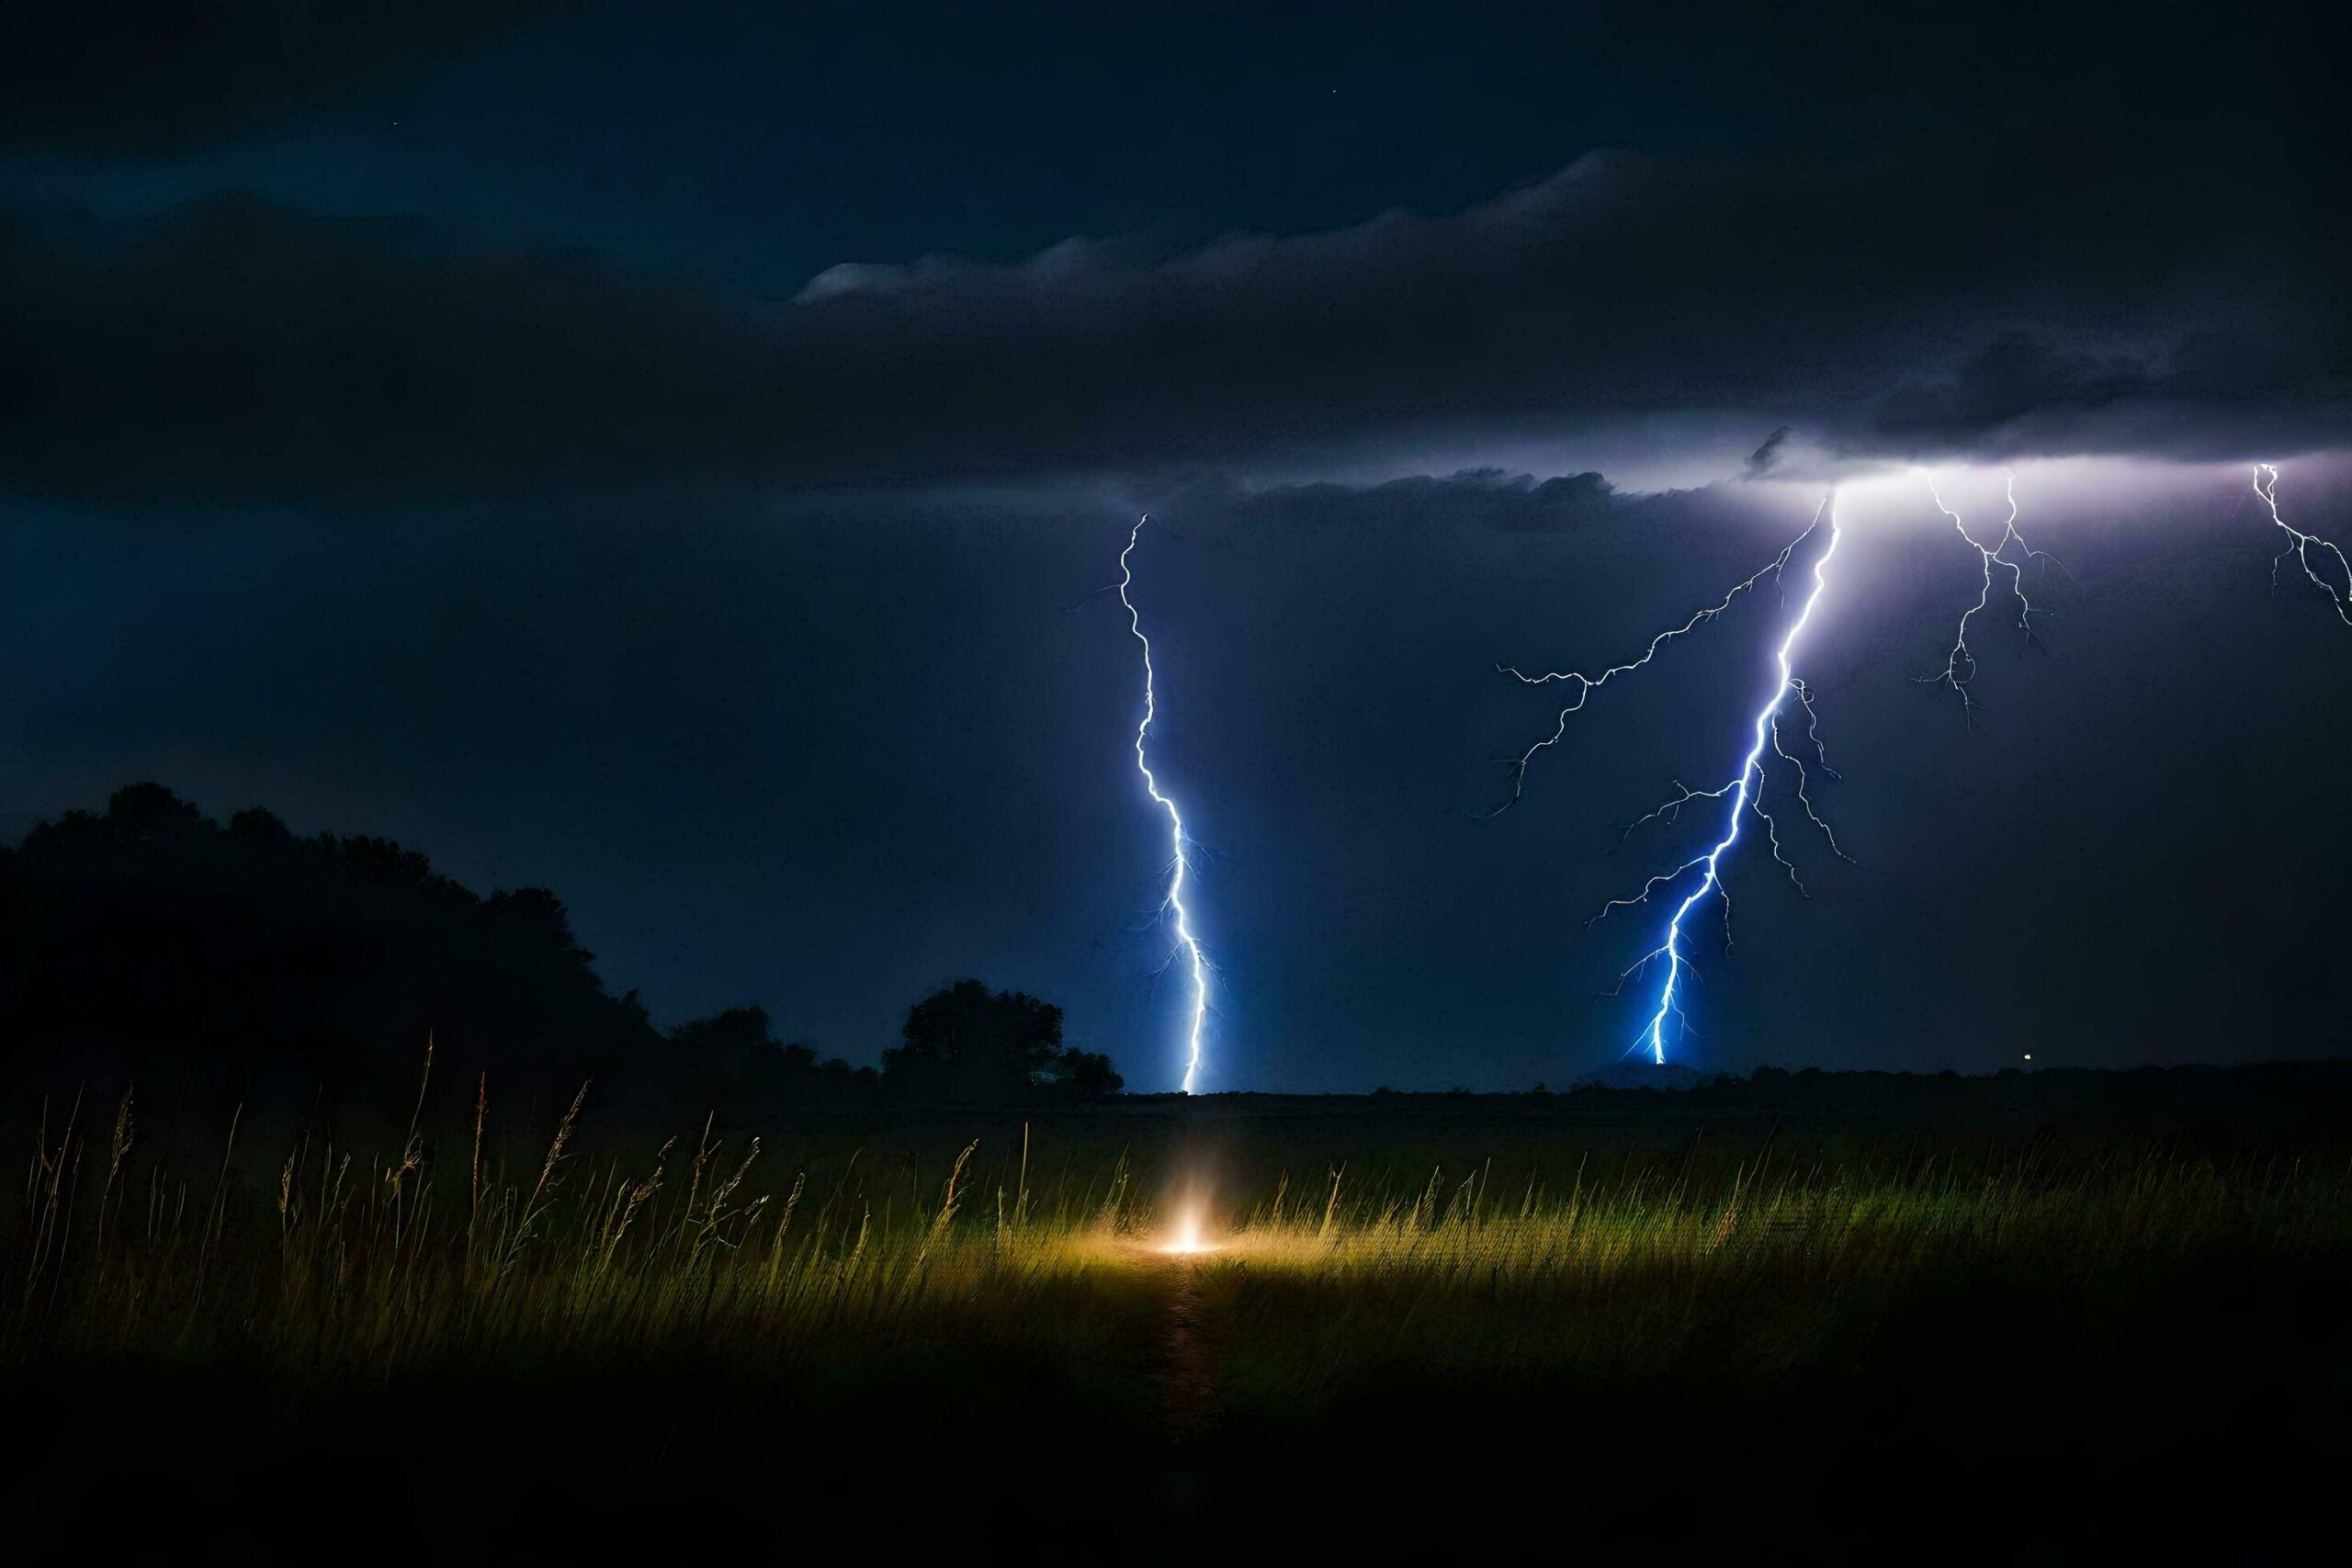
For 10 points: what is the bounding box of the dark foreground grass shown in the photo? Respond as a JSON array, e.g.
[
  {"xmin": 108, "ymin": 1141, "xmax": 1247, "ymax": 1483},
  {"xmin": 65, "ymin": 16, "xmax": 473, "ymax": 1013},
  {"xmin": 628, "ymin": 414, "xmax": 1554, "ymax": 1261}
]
[{"xmin": 6, "ymin": 1075, "xmax": 2348, "ymax": 1561}]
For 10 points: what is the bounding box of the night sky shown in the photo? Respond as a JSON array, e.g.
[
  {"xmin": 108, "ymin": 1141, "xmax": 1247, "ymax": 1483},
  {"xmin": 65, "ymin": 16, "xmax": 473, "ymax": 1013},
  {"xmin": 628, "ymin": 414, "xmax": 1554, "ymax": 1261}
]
[{"xmin": 3, "ymin": 2, "xmax": 2346, "ymax": 1089}]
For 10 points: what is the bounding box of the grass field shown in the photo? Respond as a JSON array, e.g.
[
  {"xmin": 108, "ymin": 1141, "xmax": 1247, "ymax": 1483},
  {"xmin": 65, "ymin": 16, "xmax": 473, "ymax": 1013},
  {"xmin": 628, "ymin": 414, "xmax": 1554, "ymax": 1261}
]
[{"xmin": 7, "ymin": 1072, "xmax": 2349, "ymax": 1558}]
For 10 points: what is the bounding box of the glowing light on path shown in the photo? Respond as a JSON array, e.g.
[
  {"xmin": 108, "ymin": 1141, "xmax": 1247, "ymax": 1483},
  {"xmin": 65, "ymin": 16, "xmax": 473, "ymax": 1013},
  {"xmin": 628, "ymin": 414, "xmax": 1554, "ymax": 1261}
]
[
  {"xmin": 1159, "ymin": 1206, "xmax": 1215, "ymax": 1255},
  {"xmin": 1117, "ymin": 516, "xmax": 1211, "ymax": 1094},
  {"xmin": 2254, "ymin": 463, "xmax": 2352, "ymax": 626}
]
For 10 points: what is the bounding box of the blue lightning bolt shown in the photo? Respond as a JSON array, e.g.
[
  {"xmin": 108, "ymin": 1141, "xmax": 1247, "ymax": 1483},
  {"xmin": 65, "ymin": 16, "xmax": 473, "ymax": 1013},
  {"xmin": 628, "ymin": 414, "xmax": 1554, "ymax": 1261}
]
[
  {"xmin": 1491, "ymin": 461, "xmax": 2342, "ymax": 1074},
  {"xmin": 1917, "ymin": 468, "xmax": 2068, "ymax": 721},
  {"xmin": 1117, "ymin": 515, "xmax": 1211, "ymax": 1094},
  {"xmin": 2253, "ymin": 463, "xmax": 2352, "ymax": 626},
  {"xmin": 1598, "ymin": 493, "xmax": 1846, "ymax": 1064},
  {"xmin": 1492, "ymin": 520, "xmax": 1824, "ymax": 815},
  {"xmin": 1495, "ymin": 492, "xmax": 1849, "ymax": 1066}
]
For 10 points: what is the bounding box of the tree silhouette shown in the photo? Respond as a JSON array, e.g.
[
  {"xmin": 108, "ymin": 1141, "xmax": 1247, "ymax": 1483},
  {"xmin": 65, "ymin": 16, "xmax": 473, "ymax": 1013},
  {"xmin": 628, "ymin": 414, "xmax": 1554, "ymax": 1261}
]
[
  {"xmin": 1047, "ymin": 1048, "xmax": 1124, "ymax": 1100},
  {"xmin": 665, "ymin": 1004, "xmax": 876, "ymax": 1107},
  {"xmin": 2, "ymin": 785, "xmax": 1124, "ymax": 1113},
  {"xmin": 882, "ymin": 979, "xmax": 1123, "ymax": 1102},
  {"xmin": 0, "ymin": 784, "xmax": 662, "ymax": 1103}
]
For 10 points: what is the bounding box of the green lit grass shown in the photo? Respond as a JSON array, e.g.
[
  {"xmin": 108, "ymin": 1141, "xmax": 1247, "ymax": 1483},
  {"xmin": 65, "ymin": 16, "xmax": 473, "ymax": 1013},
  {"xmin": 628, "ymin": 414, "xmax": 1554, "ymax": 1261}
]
[{"xmin": 12, "ymin": 1072, "xmax": 2346, "ymax": 1425}]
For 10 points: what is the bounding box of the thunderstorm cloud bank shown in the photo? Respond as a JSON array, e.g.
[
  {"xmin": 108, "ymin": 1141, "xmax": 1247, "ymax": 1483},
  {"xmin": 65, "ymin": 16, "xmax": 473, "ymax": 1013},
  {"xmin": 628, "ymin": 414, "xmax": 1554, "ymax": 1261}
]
[{"xmin": 3, "ymin": 127, "xmax": 2345, "ymax": 504}]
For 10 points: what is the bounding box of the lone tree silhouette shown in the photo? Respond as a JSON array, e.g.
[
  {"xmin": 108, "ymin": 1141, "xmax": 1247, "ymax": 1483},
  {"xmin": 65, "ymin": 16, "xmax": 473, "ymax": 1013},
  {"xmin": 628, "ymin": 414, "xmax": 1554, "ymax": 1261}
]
[{"xmin": 882, "ymin": 979, "xmax": 1123, "ymax": 1103}]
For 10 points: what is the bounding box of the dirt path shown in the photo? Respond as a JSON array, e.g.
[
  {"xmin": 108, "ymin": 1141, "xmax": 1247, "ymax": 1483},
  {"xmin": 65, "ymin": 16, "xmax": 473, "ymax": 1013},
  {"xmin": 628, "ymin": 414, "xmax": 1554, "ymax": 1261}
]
[{"xmin": 1141, "ymin": 1250, "xmax": 1229, "ymax": 1445}]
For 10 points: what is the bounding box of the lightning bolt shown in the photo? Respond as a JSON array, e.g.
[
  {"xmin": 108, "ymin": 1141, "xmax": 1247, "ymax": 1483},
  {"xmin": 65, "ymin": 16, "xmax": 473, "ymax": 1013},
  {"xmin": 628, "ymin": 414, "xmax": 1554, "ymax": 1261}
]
[
  {"xmin": 1117, "ymin": 515, "xmax": 1211, "ymax": 1094},
  {"xmin": 1916, "ymin": 468, "xmax": 2067, "ymax": 721},
  {"xmin": 1491, "ymin": 518, "xmax": 1822, "ymax": 815},
  {"xmin": 1600, "ymin": 494, "xmax": 1846, "ymax": 1064},
  {"xmin": 1489, "ymin": 461, "xmax": 2341, "ymax": 1075},
  {"xmin": 2253, "ymin": 463, "xmax": 2352, "ymax": 626},
  {"xmin": 1496, "ymin": 492, "xmax": 1849, "ymax": 1066}
]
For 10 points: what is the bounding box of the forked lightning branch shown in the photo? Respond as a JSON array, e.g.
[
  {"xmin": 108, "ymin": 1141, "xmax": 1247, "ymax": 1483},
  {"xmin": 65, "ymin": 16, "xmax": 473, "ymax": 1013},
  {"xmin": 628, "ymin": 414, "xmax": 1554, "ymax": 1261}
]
[{"xmin": 1495, "ymin": 463, "xmax": 2348, "ymax": 1067}]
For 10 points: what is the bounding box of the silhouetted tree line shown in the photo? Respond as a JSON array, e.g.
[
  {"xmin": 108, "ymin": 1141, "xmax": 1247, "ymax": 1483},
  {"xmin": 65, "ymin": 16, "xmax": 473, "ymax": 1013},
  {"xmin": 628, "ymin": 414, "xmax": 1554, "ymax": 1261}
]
[{"xmin": 0, "ymin": 785, "xmax": 1122, "ymax": 1112}]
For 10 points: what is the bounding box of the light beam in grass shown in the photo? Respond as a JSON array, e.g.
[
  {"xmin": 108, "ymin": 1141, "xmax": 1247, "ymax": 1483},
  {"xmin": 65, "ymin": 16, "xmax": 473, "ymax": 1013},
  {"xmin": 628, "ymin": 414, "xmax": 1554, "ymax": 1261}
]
[{"xmin": 1158, "ymin": 1201, "xmax": 1216, "ymax": 1255}]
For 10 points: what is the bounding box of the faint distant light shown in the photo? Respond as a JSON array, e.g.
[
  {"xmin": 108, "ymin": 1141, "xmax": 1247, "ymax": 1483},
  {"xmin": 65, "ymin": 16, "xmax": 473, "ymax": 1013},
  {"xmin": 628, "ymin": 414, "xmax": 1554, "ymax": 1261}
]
[{"xmin": 2023, "ymin": 1053, "xmax": 2032, "ymax": 1061}]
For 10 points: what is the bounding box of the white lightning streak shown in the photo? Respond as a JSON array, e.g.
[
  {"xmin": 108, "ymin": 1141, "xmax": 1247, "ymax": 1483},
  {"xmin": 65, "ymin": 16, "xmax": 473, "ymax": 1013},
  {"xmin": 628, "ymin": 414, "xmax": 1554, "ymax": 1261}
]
[
  {"xmin": 1770, "ymin": 714, "xmax": 1852, "ymax": 865},
  {"xmin": 1917, "ymin": 469, "xmax": 2064, "ymax": 723},
  {"xmin": 1117, "ymin": 516, "xmax": 1210, "ymax": 1094},
  {"xmin": 1497, "ymin": 491, "xmax": 1846, "ymax": 1066},
  {"xmin": 2254, "ymin": 463, "xmax": 2352, "ymax": 626},
  {"xmin": 1618, "ymin": 493, "xmax": 1846, "ymax": 1065},
  {"xmin": 1494, "ymin": 461, "xmax": 2340, "ymax": 1075},
  {"xmin": 1491, "ymin": 526, "xmax": 1816, "ymax": 813}
]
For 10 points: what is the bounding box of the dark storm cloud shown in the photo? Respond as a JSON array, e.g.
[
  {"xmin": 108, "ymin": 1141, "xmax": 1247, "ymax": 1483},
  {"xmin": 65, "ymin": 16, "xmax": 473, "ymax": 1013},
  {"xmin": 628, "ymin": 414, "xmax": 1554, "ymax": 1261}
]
[
  {"xmin": 1743, "ymin": 428, "xmax": 1792, "ymax": 479},
  {"xmin": 1867, "ymin": 333, "xmax": 2352, "ymax": 464},
  {"xmin": 0, "ymin": 2, "xmax": 578, "ymax": 154},
  {"xmin": 2, "ymin": 134, "xmax": 2344, "ymax": 504},
  {"xmin": 0, "ymin": 196, "xmax": 779, "ymax": 502},
  {"xmin": 1189, "ymin": 469, "xmax": 1619, "ymax": 534}
]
